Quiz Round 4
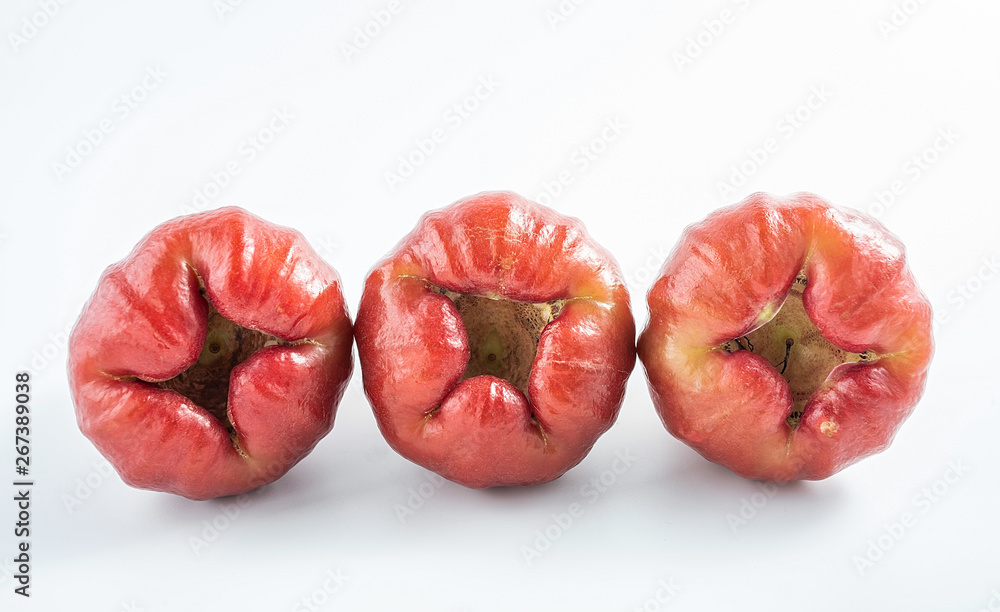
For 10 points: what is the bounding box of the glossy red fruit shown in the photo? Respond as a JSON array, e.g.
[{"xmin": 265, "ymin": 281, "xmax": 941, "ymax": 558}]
[
  {"xmin": 638, "ymin": 192, "xmax": 933, "ymax": 481},
  {"xmin": 355, "ymin": 191, "xmax": 636, "ymax": 488},
  {"xmin": 68, "ymin": 207, "xmax": 353, "ymax": 500}
]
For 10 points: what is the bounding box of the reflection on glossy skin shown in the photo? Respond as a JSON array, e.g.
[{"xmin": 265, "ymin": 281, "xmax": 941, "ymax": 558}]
[
  {"xmin": 356, "ymin": 191, "xmax": 636, "ymax": 489},
  {"xmin": 638, "ymin": 192, "xmax": 933, "ymax": 481}
]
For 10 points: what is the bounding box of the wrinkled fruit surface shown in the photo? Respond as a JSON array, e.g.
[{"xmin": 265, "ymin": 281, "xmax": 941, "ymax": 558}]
[
  {"xmin": 68, "ymin": 207, "xmax": 353, "ymax": 500},
  {"xmin": 637, "ymin": 192, "xmax": 933, "ymax": 481},
  {"xmin": 356, "ymin": 191, "xmax": 636, "ymax": 488}
]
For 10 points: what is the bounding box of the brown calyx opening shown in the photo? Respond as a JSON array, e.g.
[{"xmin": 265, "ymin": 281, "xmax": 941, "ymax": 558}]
[
  {"xmin": 157, "ymin": 294, "xmax": 283, "ymax": 432},
  {"xmin": 720, "ymin": 273, "xmax": 877, "ymax": 431},
  {"xmin": 435, "ymin": 287, "xmax": 565, "ymax": 400}
]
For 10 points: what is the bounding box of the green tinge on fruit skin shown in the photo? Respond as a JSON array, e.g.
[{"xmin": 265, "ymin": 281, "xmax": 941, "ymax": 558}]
[
  {"xmin": 475, "ymin": 327, "xmax": 507, "ymax": 376},
  {"xmin": 196, "ymin": 317, "xmax": 239, "ymax": 368},
  {"xmin": 639, "ymin": 192, "xmax": 933, "ymax": 482}
]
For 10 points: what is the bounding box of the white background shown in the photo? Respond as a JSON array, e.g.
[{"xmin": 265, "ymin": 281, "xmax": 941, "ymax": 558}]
[{"xmin": 2, "ymin": 1, "xmax": 999, "ymax": 610}]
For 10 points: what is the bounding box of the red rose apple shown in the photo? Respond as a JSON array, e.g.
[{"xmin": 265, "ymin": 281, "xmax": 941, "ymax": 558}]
[
  {"xmin": 637, "ymin": 192, "xmax": 933, "ymax": 481},
  {"xmin": 355, "ymin": 191, "xmax": 636, "ymax": 488},
  {"xmin": 68, "ymin": 207, "xmax": 353, "ymax": 500}
]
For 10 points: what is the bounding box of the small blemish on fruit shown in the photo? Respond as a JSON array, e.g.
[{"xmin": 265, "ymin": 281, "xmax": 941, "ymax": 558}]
[{"xmin": 820, "ymin": 420, "xmax": 839, "ymax": 437}]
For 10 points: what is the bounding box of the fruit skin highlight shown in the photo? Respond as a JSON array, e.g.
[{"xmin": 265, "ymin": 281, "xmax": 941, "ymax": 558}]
[
  {"xmin": 68, "ymin": 207, "xmax": 353, "ymax": 500},
  {"xmin": 637, "ymin": 192, "xmax": 933, "ymax": 481},
  {"xmin": 355, "ymin": 191, "xmax": 636, "ymax": 489}
]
